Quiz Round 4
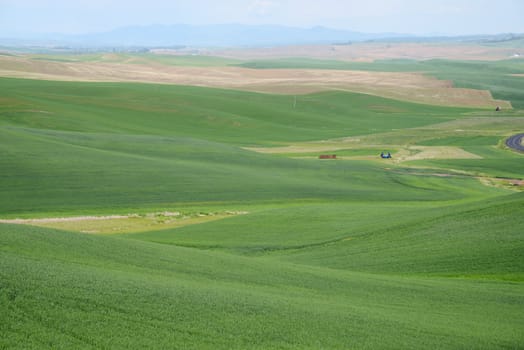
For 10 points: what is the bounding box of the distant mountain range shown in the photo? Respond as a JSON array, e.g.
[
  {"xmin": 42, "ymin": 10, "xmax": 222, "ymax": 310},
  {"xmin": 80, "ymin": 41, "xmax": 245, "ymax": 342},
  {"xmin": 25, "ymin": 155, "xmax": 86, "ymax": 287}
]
[
  {"xmin": 2, "ymin": 24, "xmax": 523, "ymax": 50},
  {"xmin": 0, "ymin": 24, "xmax": 414, "ymax": 48}
]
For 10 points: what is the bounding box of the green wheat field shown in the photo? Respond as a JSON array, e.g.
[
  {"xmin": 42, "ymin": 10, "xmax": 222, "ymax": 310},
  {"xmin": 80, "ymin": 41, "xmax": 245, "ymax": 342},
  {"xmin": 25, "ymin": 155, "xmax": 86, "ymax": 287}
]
[{"xmin": 1, "ymin": 55, "xmax": 524, "ymax": 349}]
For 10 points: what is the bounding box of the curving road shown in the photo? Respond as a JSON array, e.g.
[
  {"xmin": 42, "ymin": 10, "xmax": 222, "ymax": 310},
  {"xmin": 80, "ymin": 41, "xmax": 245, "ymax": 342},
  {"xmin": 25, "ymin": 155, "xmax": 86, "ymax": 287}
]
[{"xmin": 506, "ymin": 133, "xmax": 524, "ymax": 152}]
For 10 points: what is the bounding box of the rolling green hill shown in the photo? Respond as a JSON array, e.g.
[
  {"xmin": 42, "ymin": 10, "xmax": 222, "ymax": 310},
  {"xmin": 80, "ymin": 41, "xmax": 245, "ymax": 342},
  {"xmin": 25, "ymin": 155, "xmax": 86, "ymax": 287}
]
[
  {"xmin": 0, "ymin": 77, "xmax": 480, "ymax": 216},
  {"xmin": 0, "ymin": 77, "xmax": 469, "ymax": 144},
  {"xmin": 1, "ymin": 73, "xmax": 523, "ymax": 349},
  {"xmin": 2, "ymin": 222, "xmax": 523, "ymax": 349}
]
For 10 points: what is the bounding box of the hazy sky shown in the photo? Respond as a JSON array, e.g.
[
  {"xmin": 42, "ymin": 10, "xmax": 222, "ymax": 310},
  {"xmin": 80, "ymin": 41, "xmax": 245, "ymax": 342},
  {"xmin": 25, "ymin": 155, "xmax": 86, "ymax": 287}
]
[{"xmin": 1, "ymin": 0, "xmax": 523, "ymax": 36}]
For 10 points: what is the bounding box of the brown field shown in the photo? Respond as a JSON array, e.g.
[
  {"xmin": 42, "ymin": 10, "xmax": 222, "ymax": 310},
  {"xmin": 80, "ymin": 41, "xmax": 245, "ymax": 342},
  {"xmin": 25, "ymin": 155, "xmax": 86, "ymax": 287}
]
[
  {"xmin": 0, "ymin": 54, "xmax": 510, "ymax": 108},
  {"xmin": 194, "ymin": 42, "xmax": 521, "ymax": 61}
]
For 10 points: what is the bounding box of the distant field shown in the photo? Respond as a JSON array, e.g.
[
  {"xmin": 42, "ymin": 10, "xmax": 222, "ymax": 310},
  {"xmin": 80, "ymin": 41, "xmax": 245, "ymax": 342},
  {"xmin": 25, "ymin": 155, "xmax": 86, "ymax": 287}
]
[
  {"xmin": 236, "ymin": 58, "xmax": 524, "ymax": 109},
  {"xmin": 1, "ymin": 50, "xmax": 523, "ymax": 349},
  {"xmin": 206, "ymin": 42, "xmax": 523, "ymax": 61},
  {"xmin": 0, "ymin": 53, "xmax": 514, "ymax": 108}
]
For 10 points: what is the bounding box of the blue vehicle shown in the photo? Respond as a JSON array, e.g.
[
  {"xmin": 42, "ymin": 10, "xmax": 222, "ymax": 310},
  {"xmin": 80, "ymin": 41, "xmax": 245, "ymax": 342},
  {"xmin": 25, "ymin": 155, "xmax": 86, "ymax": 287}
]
[{"xmin": 380, "ymin": 152, "xmax": 392, "ymax": 159}]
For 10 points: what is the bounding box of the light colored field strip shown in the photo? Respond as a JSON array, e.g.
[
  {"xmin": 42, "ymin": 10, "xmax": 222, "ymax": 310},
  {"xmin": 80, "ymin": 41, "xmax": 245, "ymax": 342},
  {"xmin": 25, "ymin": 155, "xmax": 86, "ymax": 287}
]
[
  {"xmin": 0, "ymin": 215, "xmax": 130, "ymax": 224},
  {"xmin": 393, "ymin": 146, "xmax": 482, "ymax": 161},
  {"xmin": 206, "ymin": 42, "xmax": 520, "ymax": 61},
  {"xmin": 247, "ymin": 144, "xmax": 481, "ymax": 162},
  {"xmin": 0, "ymin": 211, "xmax": 248, "ymax": 234},
  {"xmin": 0, "ymin": 55, "xmax": 510, "ymax": 108}
]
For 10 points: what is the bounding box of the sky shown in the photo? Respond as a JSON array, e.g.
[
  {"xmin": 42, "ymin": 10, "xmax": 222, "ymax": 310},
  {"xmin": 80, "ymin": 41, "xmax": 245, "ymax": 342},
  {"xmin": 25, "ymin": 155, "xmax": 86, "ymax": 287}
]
[{"xmin": 1, "ymin": 0, "xmax": 523, "ymax": 37}]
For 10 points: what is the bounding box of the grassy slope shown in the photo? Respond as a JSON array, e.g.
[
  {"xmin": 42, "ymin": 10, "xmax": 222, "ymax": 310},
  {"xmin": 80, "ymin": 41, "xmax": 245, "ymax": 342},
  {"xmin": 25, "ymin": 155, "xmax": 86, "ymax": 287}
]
[
  {"xmin": 271, "ymin": 193, "xmax": 524, "ymax": 278},
  {"xmin": 0, "ymin": 77, "xmax": 478, "ymax": 216},
  {"xmin": 0, "ymin": 78, "xmax": 468, "ymax": 143},
  {"xmin": 410, "ymin": 151, "xmax": 524, "ymax": 178},
  {"xmin": 6, "ymin": 124, "xmax": 463, "ymax": 214},
  {"xmin": 2, "ymin": 224, "xmax": 523, "ymax": 349},
  {"xmin": 126, "ymin": 193, "xmax": 524, "ymax": 281},
  {"xmin": 0, "ymin": 75, "xmax": 523, "ymax": 349}
]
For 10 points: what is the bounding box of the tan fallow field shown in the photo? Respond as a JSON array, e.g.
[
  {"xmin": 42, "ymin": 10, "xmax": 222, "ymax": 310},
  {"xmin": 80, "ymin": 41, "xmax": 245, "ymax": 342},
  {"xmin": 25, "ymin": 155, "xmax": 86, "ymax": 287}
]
[
  {"xmin": 160, "ymin": 42, "xmax": 522, "ymax": 61},
  {"xmin": 0, "ymin": 54, "xmax": 510, "ymax": 108}
]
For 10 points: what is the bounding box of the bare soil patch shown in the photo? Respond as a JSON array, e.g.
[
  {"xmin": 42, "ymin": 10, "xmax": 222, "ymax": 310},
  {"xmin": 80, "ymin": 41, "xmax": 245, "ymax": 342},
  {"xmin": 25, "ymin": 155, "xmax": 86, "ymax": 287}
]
[
  {"xmin": 0, "ymin": 215, "xmax": 130, "ymax": 224},
  {"xmin": 393, "ymin": 146, "xmax": 482, "ymax": 162},
  {"xmin": 479, "ymin": 177, "xmax": 524, "ymax": 191},
  {"xmin": 0, "ymin": 211, "xmax": 248, "ymax": 234},
  {"xmin": 0, "ymin": 55, "xmax": 510, "ymax": 108}
]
